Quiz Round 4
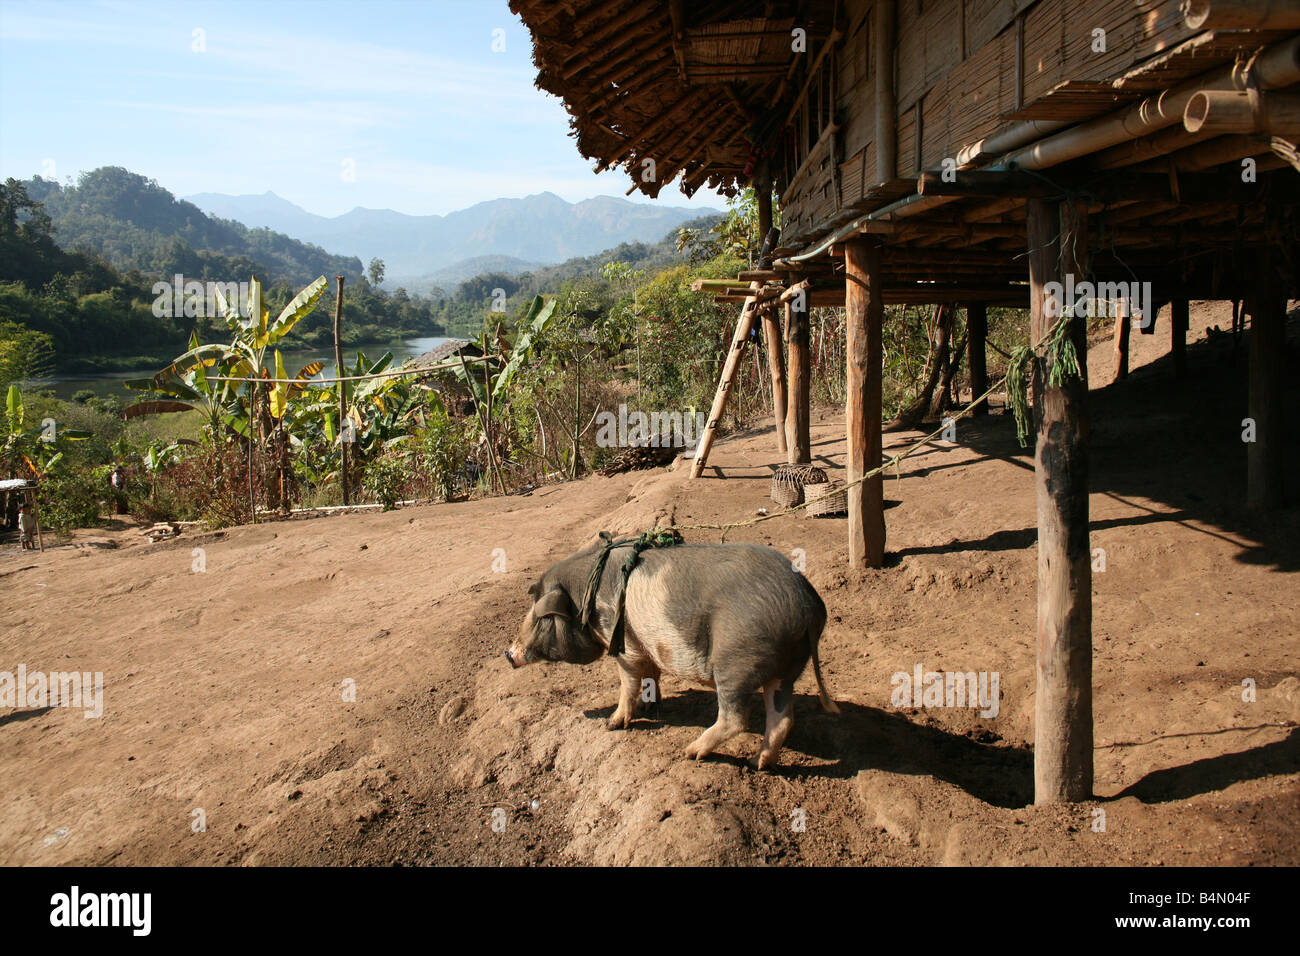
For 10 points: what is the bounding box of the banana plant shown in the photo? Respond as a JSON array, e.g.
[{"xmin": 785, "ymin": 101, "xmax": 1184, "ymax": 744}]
[
  {"xmin": 2, "ymin": 385, "xmax": 90, "ymax": 479},
  {"xmin": 489, "ymin": 295, "xmax": 558, "ymax": 398},
  {"xmin": 152, "ymin": 275, "xmax": 328, "ymax": 408},
  {"xmin": 123, "ymin": 332, "xmax": 250, "ymax": 440}
]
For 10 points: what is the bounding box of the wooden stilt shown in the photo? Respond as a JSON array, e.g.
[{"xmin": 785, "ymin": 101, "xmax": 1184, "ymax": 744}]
[
  {"xmin": 1247, "ymin": 248, "xmax": 1286, "ymax": 510},
  {"xmin": 784, "ymin": 300, "xmax": 811, "ymax": 463},
  {"xmin": 689, "ymin": 284, "xmax": 761, "ymax": 478},
  {"xmin": 1028, "ymin": 198, "xmax": 1094, "ymax": 804},
  {"xmin": 1111, "ymin": 295, "xmax": 1130, "ymax": 382},
  {"xmin": 966, "ymin": 303, "xmax": 989, "ymax": 415},
  {"xmin": 30, "ymin": 487, "xmax": 44, "ymax": 553},
  {"xmin": 844, "ymin": 239, "xmax": 885, "ymax": 568},
  {"xmin": 1171, "ymin": 298, "xmax": 1188, "ymax": 380},
  {"xmin": 763, "ymin": 311, "xmax": 788, "ymax": 458}
]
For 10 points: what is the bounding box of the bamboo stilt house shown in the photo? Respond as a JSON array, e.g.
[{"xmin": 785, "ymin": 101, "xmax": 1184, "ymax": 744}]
[{"xmin": 511, "ymin": 0, "xmax": 1300, "ymax": 804}]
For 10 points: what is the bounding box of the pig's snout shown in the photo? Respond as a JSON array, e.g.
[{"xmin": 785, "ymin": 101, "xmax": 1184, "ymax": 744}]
[{"xmin": 504, "ymin": 647, "xmax": 522, "ymax": 668}]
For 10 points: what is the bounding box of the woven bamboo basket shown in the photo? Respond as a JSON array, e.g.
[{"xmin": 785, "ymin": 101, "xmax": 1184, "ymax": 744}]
[
  {"xmin": 771, "ymin": 464, "xmax": 827, "ymax": 507},
  {"xmin": 804, "ymin": 480, "xmax": 848, "ymax": 517}
]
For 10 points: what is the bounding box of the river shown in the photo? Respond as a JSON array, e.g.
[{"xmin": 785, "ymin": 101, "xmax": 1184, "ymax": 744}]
[{"xmin": 32, "ymin": 336, "xmax": 454, "ymax": 401}]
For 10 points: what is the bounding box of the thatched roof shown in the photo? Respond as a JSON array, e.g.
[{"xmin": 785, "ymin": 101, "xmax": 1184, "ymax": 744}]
[{"xmin": 510, "ymin": 0, "xmax": 837, "ymax": 199}]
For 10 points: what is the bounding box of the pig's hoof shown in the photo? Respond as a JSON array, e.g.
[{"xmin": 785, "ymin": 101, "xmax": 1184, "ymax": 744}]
[
  {"xmin": 755, "ymin": 750, "xmax": 778, "ymax": 771},
  {"xmin": 684, "ymin": 742, "xmax": 709, "ymax": 761},
  {"xmin": 606, "ymin": 713, "xmax": 629, "ymax": 731}
]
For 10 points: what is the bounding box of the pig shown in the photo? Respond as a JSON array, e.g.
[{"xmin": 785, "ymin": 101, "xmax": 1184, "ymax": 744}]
[{"xmin": 506, "ymin": 537, "xmax": 839, "ymax": 769}]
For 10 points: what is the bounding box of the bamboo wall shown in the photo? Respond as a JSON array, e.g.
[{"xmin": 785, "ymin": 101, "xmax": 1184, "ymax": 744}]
[{"xmin": 783, "ymin": 0, "xmax": 1200, "ymax": 243}]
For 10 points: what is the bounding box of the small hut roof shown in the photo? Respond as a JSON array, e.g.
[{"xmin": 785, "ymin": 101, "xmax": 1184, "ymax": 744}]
[{"xmin": 405, "ymin": 339, "xmax": 480, "ymax": 369}]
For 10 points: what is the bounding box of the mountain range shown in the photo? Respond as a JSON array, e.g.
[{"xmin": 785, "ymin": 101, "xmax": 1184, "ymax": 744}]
[{"xmin": 185, "ymin": 190, "xmax": 716, "ymax": 287}]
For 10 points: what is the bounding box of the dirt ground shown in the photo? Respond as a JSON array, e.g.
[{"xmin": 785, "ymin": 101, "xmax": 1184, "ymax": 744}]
[{"xmin": 2, "ymin": 300, "xmax": 1298, "ymax": 866}]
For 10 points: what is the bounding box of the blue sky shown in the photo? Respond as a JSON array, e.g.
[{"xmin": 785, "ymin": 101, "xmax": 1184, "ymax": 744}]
[{"xmin": 0, "ymin": 0, "xmax": 724, "ymax": 216}]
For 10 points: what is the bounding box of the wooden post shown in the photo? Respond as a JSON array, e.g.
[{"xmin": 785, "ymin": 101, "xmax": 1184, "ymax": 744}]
[
  {"xmin": 1111, "ymin": 296, "xmax": 1130, "ymax": 382},
  {"xmin": 333, "ymin": 275, "xmax": 349, "ymax": 506},
  {"xmin": 1171, "ymin": 298, "xmax": 1188, "ymax": 380},
  {"xmin": 874, "ymin": 0, "xmax": 896, "ymax": 183},
  {"xmin": 1028, "ymin": 198, "xmax": 1094, "ymax": 804},
  {"xmin": 844, "ymin": 239, "xmax": 885, "ymax": 568},
  {"xmin": 756, "ymin": 177, "xmax": 773, "ymax": 258},
  {"xmin": 482, "ymin": 336, "xmax": 507, "ymax": 495},
  {"xmin": 29, "ymin": 487, "xmax": 44, "ymax": 553},
  {"xmin": 460, "ymin": 352, "xmax": 504, "ymax": 493},
  {"xmin": 763, "ymin": 311, "xmax": 788, "ymax": 458},
  {"xmin": 690, "ymin": 284, "xmax": 761, "ymax": 478},
  {"xmin": 785, "ymin": 300, "xmax": 811, "ymax": 463},
  {"xmin": 966, "ymin": 302, "xmax": 989, "ymax": 415},
  {"xmin": 1247, "ymin": 247, "xmax": 1286, "ymax": 510}
]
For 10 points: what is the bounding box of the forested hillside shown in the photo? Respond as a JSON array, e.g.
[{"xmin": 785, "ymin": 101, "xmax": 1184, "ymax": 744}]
[
  {"xmin": 28, "ymin": 167, "xmax": 363, "ymax": 287},
  {"xmin": 0, "ymin": 172, "xmax": 447, "ymax": 373},
  {"xmin": 0, "ymin": 165, "xmax": 721, "ymax": 376}
]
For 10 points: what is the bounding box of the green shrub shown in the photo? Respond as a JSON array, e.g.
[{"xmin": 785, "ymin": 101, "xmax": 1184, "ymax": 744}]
[
  {"xmin": 363, "ymin": 451, "xmax": 409, "ymax": 511},
  {"xmin": 37, "ymin": 470, "xmax": 103, "ymax": 533}
]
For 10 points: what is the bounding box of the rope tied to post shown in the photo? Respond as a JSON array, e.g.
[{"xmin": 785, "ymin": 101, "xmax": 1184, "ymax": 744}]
[{"xmin": 579, "ymin": 527, "xmax": 684, "ymax": 657}]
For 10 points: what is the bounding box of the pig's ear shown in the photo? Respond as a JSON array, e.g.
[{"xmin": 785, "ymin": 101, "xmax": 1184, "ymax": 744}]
[{"xmin": 534, "ymin": 586, "xmax": 572, "ymax": 620}]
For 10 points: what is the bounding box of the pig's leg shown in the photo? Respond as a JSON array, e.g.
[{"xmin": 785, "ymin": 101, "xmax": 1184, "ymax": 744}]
[
  {"xmin": 756, "ymin": 677, "xmax": 795, "ymax": 770},
  {"xmin": 607, "ymin": 662, "xmax": 644, "ymax": 730},
  {"xmin": 684, "ymin": 687, "xmax": 748, "ymax": 761}
]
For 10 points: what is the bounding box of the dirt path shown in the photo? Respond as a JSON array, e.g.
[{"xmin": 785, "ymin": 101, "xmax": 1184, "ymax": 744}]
[{"xmin": 2, "ymin": 300, "xmax": 1297, "ymax": 865}]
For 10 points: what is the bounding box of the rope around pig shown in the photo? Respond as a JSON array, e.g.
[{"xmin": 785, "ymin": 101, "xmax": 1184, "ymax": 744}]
[{"xmin": 579, "ymin": 528, "xmax": 685, "ymax": 657}]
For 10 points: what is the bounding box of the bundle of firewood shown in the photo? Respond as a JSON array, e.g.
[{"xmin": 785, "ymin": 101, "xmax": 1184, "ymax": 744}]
[{"xmin": 597, "ymin": 444, "xmax": 679, "ymax": 477}]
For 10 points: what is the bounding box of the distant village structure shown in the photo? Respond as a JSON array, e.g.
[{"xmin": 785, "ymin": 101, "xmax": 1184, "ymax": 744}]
[{"xmin": 511, "ymin": 1, "xmax": 1300, "ymax": 803}]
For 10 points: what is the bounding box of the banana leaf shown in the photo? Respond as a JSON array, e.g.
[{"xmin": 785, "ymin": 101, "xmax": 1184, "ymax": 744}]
[
  {"xmin": 492, "ymin": 295, "xmax": 557, "ymax": 398},
  {"xmin": 6, "ymin": 384, "xmax": 21, "ymax": 432},
  {"xmin": 268, "ymin": 276, "xmax": 327, "ymax": 343},
  {"xmin": 123, "ymin": 401, "xmax": 198, "ymax": 418}
]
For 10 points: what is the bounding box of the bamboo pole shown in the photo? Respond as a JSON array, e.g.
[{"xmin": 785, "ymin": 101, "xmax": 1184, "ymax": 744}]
[
  {"xmin": 999, "ymin": 36, "xmax": 1300, "ymax": 173},
  {"xmin": 333, "ymin": 275, "xmax": 349, "ymax": 507},
  {"xmin": 1029, "ymin": 198, "xmax": 1094, "ymax": 805},
  {"xmin": 689, "ymin": 284, "xmax": 762, "ymax": 478},
  {"xmin": 1184, "ymin": 0, "xmax": 1300, "ymax": 30},
  {"xmin": 1183, "ymin": 90, "xmax": 1300, "ymax": 135},
  {"xmin": 844, "ymin": 239, "xmax": 885, "ymax": 568}
]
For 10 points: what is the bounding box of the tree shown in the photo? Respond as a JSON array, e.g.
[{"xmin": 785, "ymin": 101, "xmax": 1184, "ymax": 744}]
[{"xmin": 367, "ymin": 257, "xmax": 385, "ymax": 287}]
